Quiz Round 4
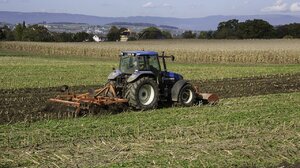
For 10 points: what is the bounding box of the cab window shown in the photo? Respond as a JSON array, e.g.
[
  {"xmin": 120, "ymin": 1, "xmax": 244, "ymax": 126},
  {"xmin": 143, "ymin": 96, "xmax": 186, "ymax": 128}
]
[
  {"xmin": 137, "ymin": 56, "xmax": 146, "ymax": 70},
  {"xmin": 137, "ymin": 56, "xmax": 161, "ymax": 72},
  {"xmin": 147, "ymin": 56, "xmax": 160, "ymax": 71}
]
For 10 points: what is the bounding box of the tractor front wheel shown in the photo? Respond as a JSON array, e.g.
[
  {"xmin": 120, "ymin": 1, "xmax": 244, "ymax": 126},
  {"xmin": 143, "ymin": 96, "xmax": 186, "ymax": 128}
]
[{"xmin": 125, "ymin": 77, "xmax": 159, "ymax": 110}]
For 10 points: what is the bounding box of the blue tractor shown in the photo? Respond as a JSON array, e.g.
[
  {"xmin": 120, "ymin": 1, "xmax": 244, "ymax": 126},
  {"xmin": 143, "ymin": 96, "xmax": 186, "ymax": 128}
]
[
  {"xmin": 107, "ymin": 51, "xmax": 218, "ymax": 110},
  {"xmin": 50, "ymin": 51, "xmax": 218, "ymax": 113}
]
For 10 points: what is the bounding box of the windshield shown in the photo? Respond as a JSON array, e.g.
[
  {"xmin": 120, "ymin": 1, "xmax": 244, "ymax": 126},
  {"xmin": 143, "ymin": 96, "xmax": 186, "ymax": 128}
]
[{"xmin": 119, "ymin": 55, "xmax": 137, "ymax": 74}]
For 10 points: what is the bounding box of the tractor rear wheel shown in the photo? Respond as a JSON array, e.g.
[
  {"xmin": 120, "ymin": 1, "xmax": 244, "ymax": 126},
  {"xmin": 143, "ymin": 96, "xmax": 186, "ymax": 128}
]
[
  {"xmin": 125, "ymin": 77, "xmax": 159, "ymax": 110},
  {"xmin": 178, "ymin": 84, "xmax": 196, "ymax": 107}
]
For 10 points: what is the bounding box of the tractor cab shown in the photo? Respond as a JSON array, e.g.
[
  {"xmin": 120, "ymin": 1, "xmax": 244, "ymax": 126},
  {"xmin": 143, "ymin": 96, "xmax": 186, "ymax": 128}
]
[
  {"xmin": 113, "ymin": 51, "xmax": 183, "ymax": 83},
  {"xmin": 119, "ymin": 51, "xmax": 161, "ymax": 75}
]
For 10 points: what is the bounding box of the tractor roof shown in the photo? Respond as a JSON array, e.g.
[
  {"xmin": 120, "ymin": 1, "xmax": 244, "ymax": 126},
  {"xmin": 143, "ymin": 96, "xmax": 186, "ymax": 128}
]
[{"xmin": 121, "ymin": 51, "xmax": 158, "ymax": 56}]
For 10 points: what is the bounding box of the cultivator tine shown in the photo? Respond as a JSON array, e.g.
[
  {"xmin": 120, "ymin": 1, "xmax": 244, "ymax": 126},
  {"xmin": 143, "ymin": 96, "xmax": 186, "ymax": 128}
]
[{"xmin": 48, "ymin": 98, "xmax": 81, "ymax": 107}]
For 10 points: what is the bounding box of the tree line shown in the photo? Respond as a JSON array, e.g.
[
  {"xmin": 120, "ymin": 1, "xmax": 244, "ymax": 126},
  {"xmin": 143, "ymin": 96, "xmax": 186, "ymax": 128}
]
[
  {"xmin": 105, "ymin": 20, "xmax": 300, "ymax": 40},
  {"xmin": 1, "ymin": 19, "xmax": 300, "ymax": 42},
  {"xmin": 198, "ymin": 19, "xmax": 300, "ymax": 39},
  {"xmin": 0, "ymin": 22, "xmax": 94, "ymax": 42},
  {"xmin": 107, "ymin": 26, "xmax": 172, "ymax": 41}
]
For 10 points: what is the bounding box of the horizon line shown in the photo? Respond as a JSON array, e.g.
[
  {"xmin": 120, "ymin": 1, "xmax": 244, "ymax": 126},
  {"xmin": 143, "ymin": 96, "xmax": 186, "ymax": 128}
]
[{"xmin": 1, "ymin": 10, "xmax": 300, "ymax": 19}]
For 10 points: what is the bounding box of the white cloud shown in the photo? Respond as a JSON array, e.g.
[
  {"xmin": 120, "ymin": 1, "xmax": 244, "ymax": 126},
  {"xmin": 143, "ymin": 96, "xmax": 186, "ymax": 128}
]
[
  {"xmin": 261, "ymin": 0, "xmax": 288, "ymax": 12},
  {"xmin": 290, "ymin": 2, "xmax": 300, "ymax": 12},
  {"xmin": 142, "ymin": 2, "xmax": 155, "ymax": 8}
]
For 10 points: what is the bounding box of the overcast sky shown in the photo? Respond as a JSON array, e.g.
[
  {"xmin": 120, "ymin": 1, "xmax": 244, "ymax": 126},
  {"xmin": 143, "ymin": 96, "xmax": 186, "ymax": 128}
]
[{"xmin": 1, "ymin": 0, "xmax": 300, "ymax": 18}]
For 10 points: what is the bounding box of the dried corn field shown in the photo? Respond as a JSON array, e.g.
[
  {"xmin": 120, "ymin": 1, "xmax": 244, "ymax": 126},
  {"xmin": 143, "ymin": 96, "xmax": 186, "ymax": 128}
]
[{"xmin": 1, "ymin": 39, "xmax": 300, "ymax": 64}]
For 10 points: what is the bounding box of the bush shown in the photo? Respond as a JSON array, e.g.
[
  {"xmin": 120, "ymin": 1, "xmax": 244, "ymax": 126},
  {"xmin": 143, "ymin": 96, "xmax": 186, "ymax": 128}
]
[
  {"xmin": 182, "ymin": 31, "xmax": 196, "ymax": 39},
  {"xmin": 107, "ymin": 26, "xmax": 120, "ymax": 41}
]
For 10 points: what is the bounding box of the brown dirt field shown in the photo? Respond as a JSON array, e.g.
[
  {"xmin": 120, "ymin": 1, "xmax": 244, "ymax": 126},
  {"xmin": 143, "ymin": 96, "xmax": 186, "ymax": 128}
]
[
  {"xmin": 1, "ymin": 73, "xmax": 299, "ymax": 124},
  {"xmin": 194, "ymin": 73, "xmax": 300, "ymax": 98}
]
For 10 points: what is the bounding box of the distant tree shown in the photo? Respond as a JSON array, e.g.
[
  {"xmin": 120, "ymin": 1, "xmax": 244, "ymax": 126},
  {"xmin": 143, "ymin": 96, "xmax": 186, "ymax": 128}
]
[
  {"xmin": 14, "ymin": 23, "xmax": 26, "ymax": 41},
  {"xmin": 198, "ymin": 31, "xmax": 207, "ymax": 39},
  {"xmin": 214, "ymin": 19, "xmax": 275, "ymax": 39},
  {"xmin": 73, "ymin": 32, "xmax": 90, "ymax": 42},
  {"xmin": 23, "ymin": 24, "xmax": 53, "ymax": 42},
  {"xmin": 238, "ymin": 19, "xmax": 274, "ymax": 39},
  {"xmin": 139, "ymin": 27, "xmax": 163, "ymax": 39},
  {"xmin": 53, "ymin": 32, "xmax": 74, "ymax": 42},
  {"xmin": 22, "ymin": 21, "xmax": 26, "ymax": 29},
  {"xmin": 2, "ymin": 26, "xmax": 15, "ymax": 41},
  {"xmin": 107, "ymin": 26, "xmax": 120, "ymax": 41},
  {"xmin": 198, "ymin": 31, "xmax": 215, "ymax": 39},
  {"xmin": 0, "ymin": 28, "xmax": 4, "ymax": 40},
  {"xmin": 276, "ymin": 23, "xmax": 300, "ymax": 38},
  {"xmin": 182, "ymin": 30, "xmax": 196, "ymax": 39},
  {"xmin": 215, "ymin": 19, "xmax": 239, "ymax": 39},
  {"xmin": 206, "ymin": 31, "xmax": 215, "ymax": 39},
  {"xmin": 162, "ymin": 30, "xmax": 172, "ymax": 39},
  {"xmin": 87, "ymin": 33, "xmax": 94, "ymax": 42}
]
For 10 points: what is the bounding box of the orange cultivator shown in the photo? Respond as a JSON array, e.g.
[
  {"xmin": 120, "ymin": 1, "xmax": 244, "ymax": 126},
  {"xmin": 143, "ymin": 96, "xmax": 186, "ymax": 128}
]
[
  {"xmin": 49, "ymin": 84, "xmax": 128, "ymax": 114},
  {"xmin": 49, "ymin": 83, "xmax": 218, "ymax": 115}
]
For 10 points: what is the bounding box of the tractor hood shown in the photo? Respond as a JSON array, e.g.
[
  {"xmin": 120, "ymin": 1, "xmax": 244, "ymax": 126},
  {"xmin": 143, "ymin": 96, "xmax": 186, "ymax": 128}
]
[{"xmin": 165, "ymin": 71, "xmax": 183, "ymax": 81}]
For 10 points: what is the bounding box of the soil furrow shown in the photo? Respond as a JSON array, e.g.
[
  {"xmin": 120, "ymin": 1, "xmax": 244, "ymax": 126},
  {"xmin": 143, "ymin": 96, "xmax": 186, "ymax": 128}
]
[{"xmin": 1, "ymin": 73, "xmax": 299, "ymax": 124}]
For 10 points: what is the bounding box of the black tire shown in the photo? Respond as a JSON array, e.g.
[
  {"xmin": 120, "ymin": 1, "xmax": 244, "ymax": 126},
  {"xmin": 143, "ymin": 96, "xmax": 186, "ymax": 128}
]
[
  {"xmin": 178, "ymin": 84, "xmax": 196, "ymax": 107},
  {"xmin": 125, "ymin": 77, "xmax": 159, "ymax": 110}
]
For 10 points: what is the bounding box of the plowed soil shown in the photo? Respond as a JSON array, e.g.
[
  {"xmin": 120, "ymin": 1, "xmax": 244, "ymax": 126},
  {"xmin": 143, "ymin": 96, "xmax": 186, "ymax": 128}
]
[
  {"xmin": 1, "ymin": 73, "xmax": 300, "ymax": 124},
  {"xmin": 193, "ymin": 73, "xmax": 300, "ymax": 98}
]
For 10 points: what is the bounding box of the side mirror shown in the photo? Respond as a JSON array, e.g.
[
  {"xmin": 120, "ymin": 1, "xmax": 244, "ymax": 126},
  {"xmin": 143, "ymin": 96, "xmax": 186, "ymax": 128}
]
[
  {"xmin": 112, "ymin": 67, "xmax": 116, "ymax": 71},
  {"xmin": 171, "ymin": 55, "xmax": 175, "ymax": 61}
]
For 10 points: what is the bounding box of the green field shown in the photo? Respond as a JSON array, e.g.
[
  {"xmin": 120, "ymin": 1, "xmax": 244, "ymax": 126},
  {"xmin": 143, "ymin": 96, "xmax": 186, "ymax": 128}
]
[
  {"xmin": 0, "ymin": 40, "xmax": 300, "ymax": 167},
  {"xmin": 1, "ymin": 93, "xmax": 299, "ymax": 167},
  {"xmin": 1, "ymin": 49, "xmax": 300, "ymax": 89}
]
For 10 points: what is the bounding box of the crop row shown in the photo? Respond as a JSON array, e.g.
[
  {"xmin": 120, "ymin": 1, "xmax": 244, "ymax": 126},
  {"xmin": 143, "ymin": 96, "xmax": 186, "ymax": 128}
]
[{"xmin": 1, "ymin": 40, "xmax": 300, "ymax": 64}]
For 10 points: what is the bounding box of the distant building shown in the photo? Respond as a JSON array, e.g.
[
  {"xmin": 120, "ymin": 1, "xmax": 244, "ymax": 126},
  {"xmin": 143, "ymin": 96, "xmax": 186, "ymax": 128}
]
[
  {"xmin": 93, "ymin": 35, "xmax": 107, "ymax": 42},
  {"xmin": 120, "ymin": 28, "xmax": 131, "ymax": 42}
]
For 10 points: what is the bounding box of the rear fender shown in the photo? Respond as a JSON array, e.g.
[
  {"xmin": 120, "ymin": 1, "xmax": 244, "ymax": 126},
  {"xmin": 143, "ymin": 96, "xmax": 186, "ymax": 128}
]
[
  {"xmin": 108, "ymin": 69, "xmax": 122, "ymax": 80},
  {"xmin": 127, "ymin": 71, "xmax": 156, "ymax": 83},
  {"xmin": 171, "ymin": 80, "xmax": 188, "ymax": 102}
]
